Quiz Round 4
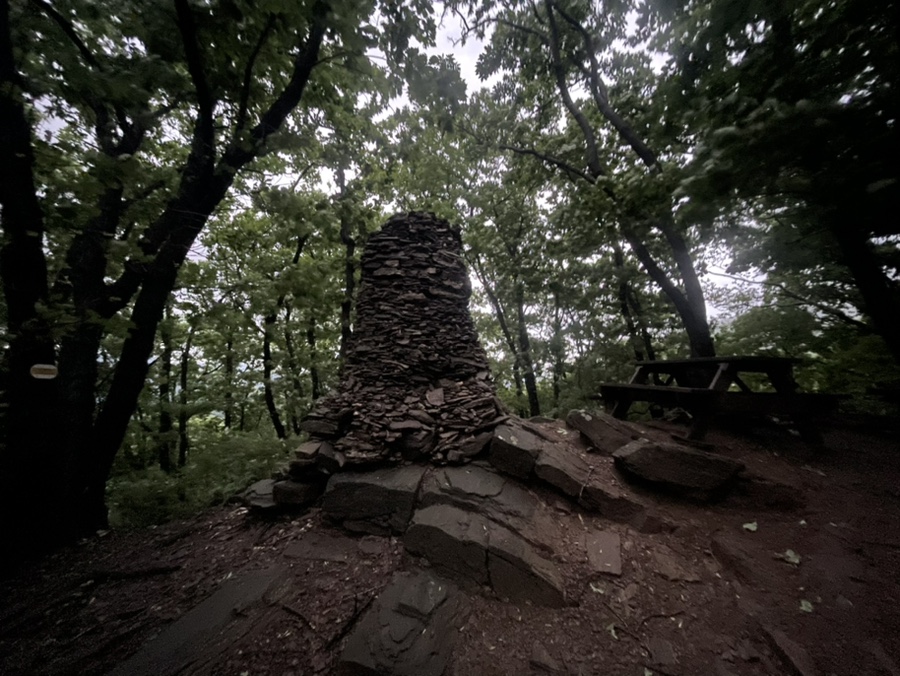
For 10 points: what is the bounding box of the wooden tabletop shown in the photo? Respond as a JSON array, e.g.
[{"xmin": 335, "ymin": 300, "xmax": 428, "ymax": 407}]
[{"xmin": 634, "ymin": 356, "xmax": 800, "ymax": 368}]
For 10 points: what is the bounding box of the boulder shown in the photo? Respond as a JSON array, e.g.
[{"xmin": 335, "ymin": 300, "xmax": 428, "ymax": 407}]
[
  {"xmin": 404, "ymin": 503, "xmax": 566, "ymax": 607},
  {"xmin": 613, "ymin": 439, "xmax": 744, "ymax": 501},
  {"xmin": 534, "ymin": 444, "xmax": 591, "ymax": 497},
  {"xmin": 565, "ymin": 409, "xmax": 637, "ymax": 453},
  {"xmin": 418, "ymin": 464, "xmax": 557, "ymax": 553},
  {"xmin": 272, "ymin": 480, "xmax": 323, "ymax": 507},
  {"xmin": 489, "ymin": 423, "xmax": 542, "ymax": 478},
  {"xmin": 241, "ymin": 479, "xmax": 276, "ymax": 511},
  {"xmin": 404, "ymin": 505, "xmax": 490, "ymax": 586},
  {"xmin": 339, "ymin": 570, "xmax": 468, "ymax": 676},
  {"xmin": 323, "ymin": 465, "xmax": 426, "ymax": 534},
  {"xmin": 487, "ymin": 521, "xmax": 566, "ymax": 607}
]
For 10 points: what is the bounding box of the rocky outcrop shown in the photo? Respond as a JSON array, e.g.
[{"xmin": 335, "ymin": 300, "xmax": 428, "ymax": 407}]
[
  {"xmin": 404, "ymin": 504, "xmax": 566, "ymax": 607},
  {"xmin": 322, "ymin": 466, "xmax": 426, "ymax": 534},
  {"xmin": 339, "ymin": 570, "xmax": 468, "ymax": 676},
  {"xmin": 565, "ymin": 409, "xmax": 642, "ymax": 453},
  {"xmin": 613, "ymin": 439, "xmax": 745, "ymax": 501}
]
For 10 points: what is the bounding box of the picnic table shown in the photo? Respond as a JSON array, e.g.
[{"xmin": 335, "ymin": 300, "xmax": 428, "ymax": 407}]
[{"xmin": 597, "ymin": 356, "xmax": 839, "ymax": 441}]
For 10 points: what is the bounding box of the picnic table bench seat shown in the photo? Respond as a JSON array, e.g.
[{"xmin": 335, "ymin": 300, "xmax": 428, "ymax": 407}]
[{"xmin": 595, "ymin": 356, "xmax": 843, "ymax": 442}]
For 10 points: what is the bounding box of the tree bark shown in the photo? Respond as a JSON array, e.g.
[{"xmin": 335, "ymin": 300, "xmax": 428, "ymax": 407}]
[
  {"xmin": 337, "ymin": 168, "xmax": 356, "ymax": 359},
  {"xmin": 471, "ymin": 256, "xmax": 525, "ymax": 409},
  {"xmin": 157, "ymin": 310, "xmax": 174, "ymax": 473},
  {"xmin": 224, "ymin": 335, "xmax": 234, "ymax": 429},
  {"xmin": 177, "ymin": 324, "xmax": 196, "ymax": 466},
  {"xmin": 263, "ymin": 312, "xmax": 287, "ymax": 439},
  {"xmin": 306, "ymin": 315, "xmax": 321, "ymax": 401},
  {"xmin": 0, "ymin": 0, "xmax": 66, "ymax": 553},
  {"xmin": 514, "ymin": 280, "xmax": 541, "ymax": 417},
  {"xmin": 830, "ymin": 217, "xmax": 900, "ymax": 363}
]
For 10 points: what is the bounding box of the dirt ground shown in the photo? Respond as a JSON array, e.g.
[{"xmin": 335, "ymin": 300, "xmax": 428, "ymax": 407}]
[{"xmin": 1, "ymin": 414, "xmax": 899, "ymax": 676}]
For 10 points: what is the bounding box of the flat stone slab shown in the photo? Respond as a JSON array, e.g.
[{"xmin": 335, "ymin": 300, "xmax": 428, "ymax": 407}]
[
  {"xmin": 585, "ymin": 531, "xmax": 622, "ymax": 576},
  {"xmin": 613, "ymin": 439, "xmax": 744, "ymax": 501},
  {"xmin": 404, "ymin": 504, "xmax": 566, "ymax": 607},
  {"xmin": 107, "ymin": 566, "xmax": 286, "ymax": 676},
  {"xmin": 418, "ymin": 464, "xmax": 558, "ymax": 553},
  {"xmin": 566, "ymin": 410, "xmax": 637, "ymax": 453},
  {"xmin": 489, "ymin": 422, "xmax": 542, "ymax": 478},
  {"xmin": 534, "ymin": 444, "xmax": 590, "ymax": 497},
  {"xmin": 339, "ymin": 570, "xmax": 468, "ymax": 676},
  {"xmin": 323, "ymin": 465, "xmax": 426, "ymax": 534}
]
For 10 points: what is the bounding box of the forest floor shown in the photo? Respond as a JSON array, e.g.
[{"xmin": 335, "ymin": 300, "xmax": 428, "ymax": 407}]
[{"xmin": 1, "ymin": 413, "xmax": 899, "ymax": 676}]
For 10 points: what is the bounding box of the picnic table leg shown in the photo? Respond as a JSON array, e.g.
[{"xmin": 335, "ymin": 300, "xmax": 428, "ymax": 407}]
[
  {"xmin": 610, "ymin": 394, "xmax": 633, "ymax": 419},
  {"xmin": 767, "ymin": 366, "xmax": 823, "ymax": 446}
]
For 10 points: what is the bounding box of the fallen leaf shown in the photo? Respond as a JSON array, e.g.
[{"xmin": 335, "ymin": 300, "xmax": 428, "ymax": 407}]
[
  {"xmin": 743, "ymin": 522, "xmax": 758, "ymax": 532},
  {"xmin": 799, "ymin": 599, "xmax": 814, "ymax": 613},
  {"xmin": 775, "ymin": 549, "xmax": 802, "ymax": 565},
  {"xmin": 590, "ymin": 582, "xmax": 605, "ymax": 594},
  {"xmin": 606, "ymin": 622, "xmax": 618, "ymax": 640}
]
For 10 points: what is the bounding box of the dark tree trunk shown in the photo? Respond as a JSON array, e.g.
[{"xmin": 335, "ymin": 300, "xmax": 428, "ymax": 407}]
[
  {"xmin": 626, "ymin": 286, "xmax": 657, "ymax": 363},
  {"xmin": 0, "ymin": 1, "xmax": 66, "ymax": 553},
  {"xmin": 263, "ymin": 313, "xmax": 287, "ymax": 439},
  {"xmin": 830, "ymin": 216, "xmax": 900, "ymax": 364},
  {"xmin": 514, "ymin": 280, "xmax": 541, "ymax": 417},
  {"xmin": 470, "ymin": 256, "xmax": 525, "ymax": 409},
  {"xmin": 283, "ymin": 305, "xmax": 306, "ymax": 435},
  {"xmin": 613, "ymin": 241, "xmax": 646, "ymax": 361},
  {"xmin": 177, "ymin": 324, "xmax": 195, "ymax": 466},
  {"xmin": 623, "ymin": 227, "xmax": 715, "ymax": 358},
  {"xmin": 306, "ymin": 315, "xmax": 321, "ymax": 401},
  {"xmin": 224, "ymin": 335, "xmax": 234, "ymax": 429},
  {"xmin": 550, "ymin": 291, "xmax": 565, "ymax": 414},
  {"xmin": 337, "ymin": 168, "xmax": 355, "ymax": 359},
  {"xmin": 157, "ymin": 310, "xmax": 174, "ymax": 473}
]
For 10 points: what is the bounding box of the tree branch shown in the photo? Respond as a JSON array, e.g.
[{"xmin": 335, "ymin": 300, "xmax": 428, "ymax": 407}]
[
  {"xmin": 548, "ymin": 0, "xmax": 659, "ymax": 170},
  {"xmin": 543, "ymin": 0, "xmax": 604, "ymax": 178},
  {"xmin": 499, "ymin": 143, "xmax": 596, "ymax": 184},
  {"xmin": 708, "ymin": 270, "xmax": 873, "ymax": 331},
  {"xmin": 235, "ymin": 13, "xmax": 277, "ymax": 137},
  {"xmin": 174, "ymin": 0, "xmax": 215, "ymax": 154}
]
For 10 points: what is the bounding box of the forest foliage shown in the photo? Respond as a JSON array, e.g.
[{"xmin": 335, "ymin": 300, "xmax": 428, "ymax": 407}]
[{"xmin": 0, "ymin": 0, "xmax": 897, "ymax": 537}]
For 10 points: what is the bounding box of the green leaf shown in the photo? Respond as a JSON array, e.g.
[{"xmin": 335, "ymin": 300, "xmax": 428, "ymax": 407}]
[{"xmin": 742, "ymin": 521, "xmax": 758, "ymax": 532}]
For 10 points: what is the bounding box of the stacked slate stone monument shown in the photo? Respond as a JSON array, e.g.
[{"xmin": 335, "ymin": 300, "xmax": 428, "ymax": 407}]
[{"xmin": 295, "ymin": 211, "xmax": 506, "ymax": 474}]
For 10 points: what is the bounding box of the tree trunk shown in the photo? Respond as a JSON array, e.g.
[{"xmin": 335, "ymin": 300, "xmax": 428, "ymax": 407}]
[
  {"xmin": 830, "ymin": 217, "xmax": 900, "ymax": 364},
  {"xmin": 337, "ymin": 168, "xmax": 356, "ymax": 359},
  {"xmin": 283, "ymin": 306, "xmax": 306, "ymax": 434},
  {"xmin": 157, "ymin": 310, "xmax": 174, "ymax": 473},
  {"xmin": 622, "ymin": 226, "xmax": 715, "ymax": 358},
  {"xmin": 471, "ymin": 256, "xmax": 525, "ymax": 408},
  {"xmin": 550, "ymin": 291, "xmax": 565, "ymax": 414},
  {"xmin": 306, "ymin": 315, "xmax": 321, "ymax": 401},
  {"xmin": 612, "ymin": 241, "xmax": 646, "ymax": 361},
  {"xmin": 177, "ymin": 324, "xmax": 196, "ymax": 467},
  {"xmin": 0, "ymin": 1, "xmax": 66, "ymax": 554},
  {"xmin": 224, "ymin": 335, "xmax": 234, "ymax": 429},
  {"xmin": 514, "ymin": 280, "xmax": 541, "ymax": 417},
  {"xmin": 263, "ymin": 312, "xmax": 287, "ymax": 439}
]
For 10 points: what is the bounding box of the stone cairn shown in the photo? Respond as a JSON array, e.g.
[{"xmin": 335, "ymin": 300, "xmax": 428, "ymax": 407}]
[{"xmin": 293, "ymin": 211, "xmax": 506, "ymax": 478}]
